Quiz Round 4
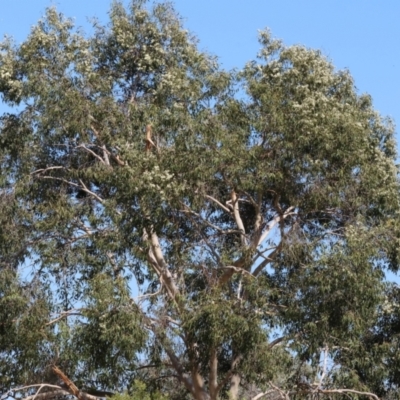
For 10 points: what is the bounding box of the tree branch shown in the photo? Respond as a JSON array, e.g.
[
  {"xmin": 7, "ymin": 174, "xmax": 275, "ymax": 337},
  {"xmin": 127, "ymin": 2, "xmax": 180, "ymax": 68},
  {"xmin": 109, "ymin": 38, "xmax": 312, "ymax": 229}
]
[
  {"xmin": 231, "ymin": 190, "xmax": 247, "ymax": 247},
  {"xmin": 209, "ymin": 348, "xmax": 218, "ymax": 399},
  {"xmin": 251, "ymin": 389, "xmax": 276, "ymax": 400},
  {"xmin": 143, "ymin": 228, "xmax": 181, "ymax": 308},
  {"xmin": 23, "ymin": 389, "xmax": 102, "ymax": 400},
  {"xmin": 30, "ymin": 166, "xmax": 66, "ymax": 175},
  {"xmin": 164, "ymin": 347, "xmax": 195, "ymax": 396},
  {"xmin": 76, "ymin": 144, "xmax": 108, "ymax": 165},
  {"xmin": 314, "ymin": 388, "xmax": 379, "ymax": 399},
  {"xmin": 217, "ymin": 354, "xmax": 242, "ymax": 393},
  {"xmin": 40, "ymin": 176, "xmax": 104, "ymax": 204},
  {"xmin": 256, "ymin": 206, "xmax": 295, "ymax": 248},
  {"xmin": 51, "ymin": 365, "xmax": 82, "ymax": 400},
  {"xmin": 45, "ymin": 309, "xmax": 82, "ymax": 326},
  {"xmin": 204, "ymin": 194, "xmax": 232, "ymax": 214},
  {"xmin": 252, "ymin": 244, "xmax": 281, "ymax": 277}
]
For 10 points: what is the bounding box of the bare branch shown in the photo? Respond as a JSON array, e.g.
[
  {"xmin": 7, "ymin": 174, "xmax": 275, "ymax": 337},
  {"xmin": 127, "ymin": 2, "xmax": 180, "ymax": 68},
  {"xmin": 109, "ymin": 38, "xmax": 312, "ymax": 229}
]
[
  {"xmin": 23, "ymin": 389, "xmax": 101, "ymax": 400},
  {"xmin": 257, "ymin": 206, "xmax": 295, "ymax": 248},
  {"xmin": 200, "ymin": 234, "xmax": 221, "ymax": 265},
  {"xmin": 46, "ymin": 309, "xmax": 82, "ymax": 326},
  {"xmin": 90, "ymin": 123, "xmax": 125, "ymax": 166},
  {"xmin": 18, "ymin": 370, "xmax": 103, "ymax": 400},
  {"xmin": 76, "ymin": 144, "xmax": 107, "ymax": 165},
  {"xmin": 231, "ymin": 190, "xmax": 247, "ymax": 246},
  {"xmin": 79, "ymin": 179, "xmax": 105, "ymax": 204},
  {"xmin": 23, "ymin": 389, "xmax": 71, "ymax": 400},
  {"xmin": 164, "ymin": 347, "xmax": 195, "ymax": 396},
  {"xmin": 251, "ymin": 389, "xmax": 276, "ymax": 400},
  {"xmin": 30, "ymin": 166, "xmax": 65, "ymax": 175},
  {"xmin": 12, "ymin": 384, "xmax": 63, "ymax": 393},
  {"xmin": 180, "ymin": 204, "xmax": 227, "ymax": 234},
  {"xmin": 51, "ymin": 365, "xmax": 82, "ymax": 400},
  {"xmin": 40, "ymin": 176, "xmax": 104, "ymax": 204},
  {"xmin": 252, "ymin": 244, "xmax": 281, "ymax": 277},
  {"xmin": 303, "ymin": 388, "xmax": 380, "ymax": 400},
  {"xmin": 247, "ymin": 190, "xmax": 263, "ymax": 250},
  {"xmin": 205, "ymin": 194, "xmax": 232, "ymax": 214},
  {"xmin": 143, "ymin": 228, "xmax": 181, "ymax": 308},
  {"xmin": 135, "ymin": 287, "xmax": 163, "ymax": 303},
  {"xmin": 268, "ymin": 382, "xmax": 289, "ymax": 400},
  {"xmin": 222, "ymin": 265, "xmax": 254, "ymax": 278},
  {"xmin": 268, "ymin": 336, "xmax": 286, "ymax": 349},
  {"xmin": 90, "ymin": 123, "xmax": 101, "ymax": 140}
]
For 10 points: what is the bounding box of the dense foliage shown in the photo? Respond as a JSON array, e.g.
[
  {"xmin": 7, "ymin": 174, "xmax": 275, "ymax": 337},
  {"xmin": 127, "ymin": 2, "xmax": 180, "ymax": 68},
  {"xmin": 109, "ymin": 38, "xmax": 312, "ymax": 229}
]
[{"xmin": 1, "ymin": 1, "xmax": 400, "ymax": 399}]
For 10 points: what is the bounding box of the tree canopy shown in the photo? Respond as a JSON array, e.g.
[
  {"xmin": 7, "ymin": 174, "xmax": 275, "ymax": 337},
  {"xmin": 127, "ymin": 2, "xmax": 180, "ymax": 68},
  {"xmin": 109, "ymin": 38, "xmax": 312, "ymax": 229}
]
[{"xmin": 1, "ymin": 1, "xmax": 400, "ymax": 399}]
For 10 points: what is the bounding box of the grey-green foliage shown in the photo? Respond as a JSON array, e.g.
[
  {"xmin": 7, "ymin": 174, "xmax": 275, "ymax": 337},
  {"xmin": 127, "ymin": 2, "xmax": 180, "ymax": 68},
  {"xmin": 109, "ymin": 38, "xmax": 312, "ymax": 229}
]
[{"xmin": 0, "ymin": 1, "xmax": 399, "ymax": 399}]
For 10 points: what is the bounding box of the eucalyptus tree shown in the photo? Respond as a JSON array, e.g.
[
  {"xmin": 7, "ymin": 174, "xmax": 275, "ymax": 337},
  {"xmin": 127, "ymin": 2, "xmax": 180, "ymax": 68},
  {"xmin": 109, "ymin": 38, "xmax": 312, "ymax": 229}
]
[{"xmin": 0, "ymin": 1, "xmax": 399, "ymax": 399}]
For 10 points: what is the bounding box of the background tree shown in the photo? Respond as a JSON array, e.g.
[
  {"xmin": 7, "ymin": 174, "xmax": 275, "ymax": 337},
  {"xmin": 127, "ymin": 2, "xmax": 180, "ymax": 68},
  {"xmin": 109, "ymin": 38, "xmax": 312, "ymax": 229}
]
[{"xmin": 0, "ymin": 1, "xmax": 399, "ymax": 399}]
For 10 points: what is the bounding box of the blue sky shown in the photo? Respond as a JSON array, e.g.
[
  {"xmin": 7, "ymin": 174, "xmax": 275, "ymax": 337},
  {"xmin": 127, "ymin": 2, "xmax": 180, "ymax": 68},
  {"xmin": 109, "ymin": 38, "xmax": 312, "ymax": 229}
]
[{"xmin": 0, "ymin": 0, "xmax": 399, "ymax": 132}]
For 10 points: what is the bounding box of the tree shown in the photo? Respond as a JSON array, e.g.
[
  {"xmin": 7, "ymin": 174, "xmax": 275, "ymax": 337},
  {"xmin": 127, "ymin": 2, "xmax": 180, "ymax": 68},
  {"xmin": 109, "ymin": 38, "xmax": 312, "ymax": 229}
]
[{"xmin": 0, "ymin": 1, "xmax": 399, "ymax": 399}]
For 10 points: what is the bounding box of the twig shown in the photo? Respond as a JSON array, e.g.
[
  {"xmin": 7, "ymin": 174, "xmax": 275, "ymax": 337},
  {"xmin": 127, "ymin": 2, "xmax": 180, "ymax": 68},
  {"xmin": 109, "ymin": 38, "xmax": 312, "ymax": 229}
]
[
  {"xmin": 46, "ymin": 309, "xmax": 82, "ymax": 326},
  {"xmin": 11, "ymin": 384, "xmax": 62, "ymax": 393},
  {"xmin": 23, "ymin": 389, "xmax": 71, "ymax": 400},
  {"xmin": 30, "ymin": 166, "xmax": 65, "ymax": 175},
  {"xmin": 315, "ymin": 388, "xmax": 380, "ymax": 399},
  {"xmin": 40, "ymin": 176, "xmax": 104, "ymax": 204},
  {"xmin": 135, "ymin": 287, "xmax": 163, "ymax": 302}
]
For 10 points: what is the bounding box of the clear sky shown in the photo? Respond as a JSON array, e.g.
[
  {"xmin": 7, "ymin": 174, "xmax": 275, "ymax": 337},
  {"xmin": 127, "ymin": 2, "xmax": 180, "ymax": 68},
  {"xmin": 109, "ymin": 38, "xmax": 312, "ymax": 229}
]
[{"xmin": 1, "ymin": 0, "xmax": 399, "ymax": 133}]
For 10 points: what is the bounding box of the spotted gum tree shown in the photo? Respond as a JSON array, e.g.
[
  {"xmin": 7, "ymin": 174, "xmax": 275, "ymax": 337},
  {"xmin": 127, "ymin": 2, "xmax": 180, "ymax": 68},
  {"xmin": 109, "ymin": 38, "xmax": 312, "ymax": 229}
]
[{"xmin": 1, "ymin": 1, "xmax": 399, "ymax": 399}]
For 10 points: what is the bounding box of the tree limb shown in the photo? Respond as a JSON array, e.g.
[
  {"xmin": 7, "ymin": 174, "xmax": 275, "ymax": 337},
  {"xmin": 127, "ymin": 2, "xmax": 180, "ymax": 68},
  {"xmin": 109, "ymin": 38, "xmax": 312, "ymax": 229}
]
[
  {"xmin": 164, "ymin": 347, "xmax": 195, "ymax": 396},
  {"xmin": 76, "ymin": 144, "xmax": 108, "ymax": 165},
  {"xmin": 231, "ymin": 190, "xmax": 247, "ymax": 247},
  {"xmin": 51, "ymin": 365, "xmax": 82, "ymax": 400},
  {"xmin": 143, "ymin": 228, "xmax": 181, "ymax": 308},
  {"xmin": 204, "ymin": 194, "xmax": 232, "ymax": 214},
  {"xmin": 209, "ymin": 348, "xmax": 218, "ymax": 399},
  {"xmin": 256, "ymin": 206, "xmax": 295, "ymax": 248}
]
